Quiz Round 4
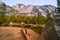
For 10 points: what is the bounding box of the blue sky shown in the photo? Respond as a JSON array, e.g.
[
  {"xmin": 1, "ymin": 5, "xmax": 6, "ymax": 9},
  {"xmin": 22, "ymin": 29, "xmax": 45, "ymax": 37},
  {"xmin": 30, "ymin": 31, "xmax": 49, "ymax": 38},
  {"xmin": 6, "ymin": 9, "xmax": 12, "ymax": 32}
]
[{"xmin": 2, "ymin": 0, "xmax": 57, "ymax": 7}]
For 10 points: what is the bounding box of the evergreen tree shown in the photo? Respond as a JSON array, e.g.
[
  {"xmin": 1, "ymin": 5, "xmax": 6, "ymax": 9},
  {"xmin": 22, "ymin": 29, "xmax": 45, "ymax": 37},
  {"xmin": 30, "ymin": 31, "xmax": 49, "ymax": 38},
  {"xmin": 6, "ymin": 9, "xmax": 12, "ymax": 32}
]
[{"xmin": 0, "ymin": 2, "xmax": 6, "ymax": 24}]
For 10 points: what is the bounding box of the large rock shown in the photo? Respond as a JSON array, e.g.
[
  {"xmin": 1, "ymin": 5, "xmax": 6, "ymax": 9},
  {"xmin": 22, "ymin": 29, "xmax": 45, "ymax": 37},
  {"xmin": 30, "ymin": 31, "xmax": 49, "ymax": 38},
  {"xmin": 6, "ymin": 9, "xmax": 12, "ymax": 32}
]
[
  {"xmin": 0, "ymin": 27, "xmax": 43, "ymax": 40},
  {"xmin": 0, "ymin": 26, "xmax": 59, "ymax": 40}
]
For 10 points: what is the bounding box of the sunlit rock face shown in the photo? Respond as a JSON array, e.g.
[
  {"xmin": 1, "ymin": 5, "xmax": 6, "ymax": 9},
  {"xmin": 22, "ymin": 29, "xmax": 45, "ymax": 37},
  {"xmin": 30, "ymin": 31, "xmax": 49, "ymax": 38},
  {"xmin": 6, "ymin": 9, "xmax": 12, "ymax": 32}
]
[
  {"xmin": 0, "ymin": 2, "xmax": 55, "ymax": 17},
  {"xmin": 12, "ymin": 4, "xmax": 56, "ymax": 17},
  {"xmin": 0, "ymin": 27, "xmax": 59, "ymax": 40},
  {"xmin": 0, "ymin": 27, "xmax": 44, "ymax": 40}
]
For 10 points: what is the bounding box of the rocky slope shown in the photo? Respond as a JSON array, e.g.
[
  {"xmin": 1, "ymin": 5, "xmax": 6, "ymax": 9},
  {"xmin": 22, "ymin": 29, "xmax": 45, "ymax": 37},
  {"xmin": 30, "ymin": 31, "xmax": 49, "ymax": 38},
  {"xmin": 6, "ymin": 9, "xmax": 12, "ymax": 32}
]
[
  {"xmin": 0, "ymin": 27, "xmax": 59, "ymax": 40},
  {"xmin": 12, "ymin": 4, "xmax": 56, "ymax": 17},
  {"xmin": 0, "ymin": 27, "xmax": 44, "ymax": 40},
  {"xmin": 0, "ymin": 2, "xmax": 56, "ymax": 17}
]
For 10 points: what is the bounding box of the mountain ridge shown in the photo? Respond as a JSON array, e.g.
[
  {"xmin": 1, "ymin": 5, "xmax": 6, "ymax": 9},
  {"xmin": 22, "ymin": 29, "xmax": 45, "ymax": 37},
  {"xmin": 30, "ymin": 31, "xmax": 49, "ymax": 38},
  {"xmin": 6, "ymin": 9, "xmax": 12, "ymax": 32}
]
[
  {"xmin": 0, "ymin": 2, "xmax": 56, "ymax": 17},
  {"xmin": 12, "ymin": 4, "xmax": 56, "ymax": 17}
]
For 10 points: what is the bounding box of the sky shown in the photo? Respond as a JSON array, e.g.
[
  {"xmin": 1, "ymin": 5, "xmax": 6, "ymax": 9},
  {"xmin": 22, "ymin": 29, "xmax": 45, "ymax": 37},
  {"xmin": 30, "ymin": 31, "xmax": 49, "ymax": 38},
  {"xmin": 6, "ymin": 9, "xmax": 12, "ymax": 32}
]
[{"xmin": 1, "ymin": 0, "xmax": 57, "ymax": 7}]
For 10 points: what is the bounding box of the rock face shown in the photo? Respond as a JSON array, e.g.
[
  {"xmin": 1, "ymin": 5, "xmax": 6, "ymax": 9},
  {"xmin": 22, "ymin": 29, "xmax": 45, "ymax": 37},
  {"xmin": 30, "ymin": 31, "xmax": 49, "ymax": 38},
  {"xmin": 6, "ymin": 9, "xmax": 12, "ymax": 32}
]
[
  {"xmin": 0, "ymin": 27, "xmax": 43, "ymax": 40},
  {"xmin": 0, "ymin": 2, "xmax": 56, "ymax": 17},
  {"xmin": 12, "ymin": 4, "xmax": 56, "ymax": 17},
  {"xmin": 0, "ymin": 27, "xmax": 59, "ymax": 40},
  {"xmin": 43, "ymin": 18, "xmax": 59, "ymax": 40}
]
